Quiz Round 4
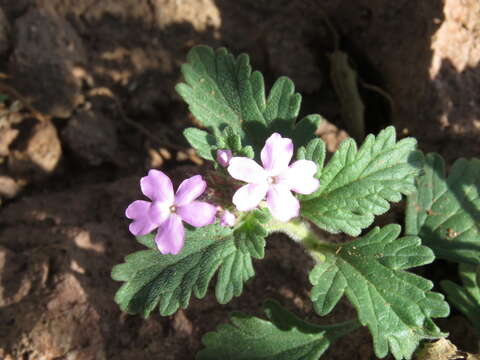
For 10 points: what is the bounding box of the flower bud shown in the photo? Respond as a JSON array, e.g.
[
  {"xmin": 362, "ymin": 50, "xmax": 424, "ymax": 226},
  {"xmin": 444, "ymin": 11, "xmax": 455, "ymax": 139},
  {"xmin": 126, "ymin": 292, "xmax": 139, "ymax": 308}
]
[{"xmin": 216, "ymin": 149, "xmax": 233, "ymax": 167}]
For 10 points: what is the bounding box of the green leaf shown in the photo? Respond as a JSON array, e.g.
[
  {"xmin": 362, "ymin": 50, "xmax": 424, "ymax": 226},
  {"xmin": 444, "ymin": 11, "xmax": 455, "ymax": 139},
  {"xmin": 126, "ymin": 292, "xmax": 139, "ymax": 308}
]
[
  {"xmin": 112, "ymin": 222, "xmax": 267, "ymax": 317},
  {"xmin": 183, "ymin": 127, "xmax": 217, "ymax": 160},
  {"xmin": 216, "ymin": 126, "xmax": 254, "ymax": 159},
  {"xmin": 233, "ymin": 208, "xmax": 271, "ymax": 259},
  {"xmin": 297, "ymin": 138, "xmax": 326, "ymax": 178},
  {"xmin": 215, "ymin": 209, "xmax": 270, "ymax": 304},
  {"xmin": 441, "ymin": 264, "xmax": 480, "ymax": 335},
  {"xmin": 406, "ymin": 153, "xmax": 480, "ymax": 264},
  {"xmin": 301, "ymin": 126, "xmax": 423, "ymax": 236},
  {"xmin": 290, "ymin": 114, "xmax": 324, "ymax": 149},
  {"xmin": 309, "ymin": 225, "xmax": 449, "ymax": 359},
  {"xmin": 175, "ymin": 46, "xmax": 320, "ymax": 151},
  {"xmin": 196, "ymin": 299, "xmax": 360, "ymax": 360}
]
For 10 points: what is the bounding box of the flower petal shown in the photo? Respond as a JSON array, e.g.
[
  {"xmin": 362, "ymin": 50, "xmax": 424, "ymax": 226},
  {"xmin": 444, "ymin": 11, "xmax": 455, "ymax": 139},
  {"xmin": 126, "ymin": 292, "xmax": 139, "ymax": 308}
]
[
  {"xmin": 126, "ymin": 200, "xmax": 158, "ymax": 236},
  {"xmin": 140, "ymin": 169, "xmax": 174, "ymax": 204},
  {"xmin": 227, "ymin": 157, "xmax": 267, "ymax": 184},
  {"xmin": 155, "ymin": 214, "xmax": 185, "ymax": 255},
  {"xmin": 266, "ymin": 184, "xmax": 300, "ymax": 222},
  {"xmin": 232, "ymin": 182, "xmax": 268, "ymax": 211},
  {"xmin": 125, "ymin": 200, "xmax": 151, "ymax": 219},
  {"xmin": 216, "ymin": 149, "xmax": 233, "ymax": 167},
  {"xmin": 148, "ymin": 201, "xmax": 171, "ymax": 225},
  {"xmin": 176, "ymin": 201, "xmax": 217, "ymax": 227},
  {"xmin": 278, "ymin": 160, "xmax": 320, "ymax": 194},
  {"xmin": 261, "ymin": 133, "xmax": 294, "ymax": 176},
  {"xmin": 128, "ymin": 219, "xmax": 157, "ymax": 236},
  {"xmin": 220, "ymin": 210, "xmax": 236, "ymax": 227},
  {"xmin": 174, "ymin": 175, "xmax": 207, "ymax": 206}
]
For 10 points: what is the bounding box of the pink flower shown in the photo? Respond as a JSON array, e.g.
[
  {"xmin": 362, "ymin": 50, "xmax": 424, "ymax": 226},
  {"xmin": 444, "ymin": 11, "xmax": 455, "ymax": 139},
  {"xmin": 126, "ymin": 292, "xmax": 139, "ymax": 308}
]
[
  {"xmin": 216, "ymin": 149, "xmax": 233, "ymax": 167},
  {"xmin": 227, "ymin": 133, "xmax": 319, "ymax": 222},
  {"xmin": 126, "ymin": 170, "xmax": 217, "ymax": 255},
  {"xmin": 220, "ymin": 209, "xmax": 236, "ymax": 227}
]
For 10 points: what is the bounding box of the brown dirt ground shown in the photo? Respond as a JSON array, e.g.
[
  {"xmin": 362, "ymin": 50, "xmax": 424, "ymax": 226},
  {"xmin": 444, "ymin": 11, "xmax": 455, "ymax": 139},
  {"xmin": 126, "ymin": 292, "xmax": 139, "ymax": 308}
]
[{"xmin": 0, "ymin": 0, "xmax": 479, "ymax": 359}]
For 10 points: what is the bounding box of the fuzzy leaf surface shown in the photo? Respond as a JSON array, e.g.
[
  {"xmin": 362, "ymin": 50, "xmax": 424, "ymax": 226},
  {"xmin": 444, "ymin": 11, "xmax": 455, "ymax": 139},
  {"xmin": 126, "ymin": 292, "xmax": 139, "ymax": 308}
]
[
  {"xmin": 406, "ymin": 153, "xmax": 480, "ymax": 264},
  {"xmin": 183, "ymin": 127, "xmax": 217, "ymax": 160},
  {"xmin": 112, "ymin": 219, "xmax": 267, "ymax": 317},
  {"xmin": 441, "ymin": 264, "xmax": 480, "ymax": 334},
  {"xmin": 176, "ymin": 46, "xmax": 320, "ymax": 151},
  {"xmin": 309, "ymin": 225, "xmax": 449, "ymax": 359},
  {"xmin": 301, "ymin": 126, "xmax": 423, "ymax": 236},
  {"xmin": 196, "ymin": 299, "xmax": 359, "ymax": 360}
]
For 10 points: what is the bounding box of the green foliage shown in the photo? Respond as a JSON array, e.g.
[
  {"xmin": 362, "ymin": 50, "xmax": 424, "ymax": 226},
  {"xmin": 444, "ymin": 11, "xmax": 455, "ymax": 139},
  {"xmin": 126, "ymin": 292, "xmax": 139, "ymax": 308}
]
[
  {"xmin": 183, "ymin": 126, "xmax": 254, "ymax": 162},
  {"xmin": 216, "ymin": 126, "xmax": 255, "ymax": 159},
  {"xmin": 183, "ymin": 127, "xmax": 217, "ymax": 160},
  {"xmin": 309, "ymin": 225, "xmax": 449, "ymax": 359},
  {"xmin": 176, "ymin": 46, "xmax": 321, "ymax": 154},
  {"xmin": 196, "ymin": 299, "xmax": 360, "ymax": 360},
  {"xmin": 406, "ymin": 153, "xmax": 480, "ymax": 264},
  {"xmin": 441, "ymin": 264, "xmax": 480, "ymax": 335},
  {"xmin": 301, "ymin": 126, "xmax": 423, "ymax": 236},
  {"xmin": 112, "ymin": 217, "xmax": 268, "ymax": 317},
  {"xmin": 297, "ymin": 138, "xmax": 326, "ymax": 178}
]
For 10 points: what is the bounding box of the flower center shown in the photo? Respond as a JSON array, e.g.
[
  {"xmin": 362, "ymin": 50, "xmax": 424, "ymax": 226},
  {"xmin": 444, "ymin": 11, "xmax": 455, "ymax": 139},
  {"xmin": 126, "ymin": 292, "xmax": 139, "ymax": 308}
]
[
  {"xmin": 267, "ymin": 176, "xmax": 277, "ymax": 185},
  {"xmin": 169, "ymin": 205, "xmax": 177, "ymax": 213}
]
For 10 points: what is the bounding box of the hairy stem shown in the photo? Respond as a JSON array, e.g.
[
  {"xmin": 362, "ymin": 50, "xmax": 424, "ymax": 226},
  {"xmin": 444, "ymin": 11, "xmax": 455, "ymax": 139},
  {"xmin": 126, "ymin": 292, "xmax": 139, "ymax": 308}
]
[{"xmin": 265, "ymin": 218, "xmax": 337, "ymax": 262}]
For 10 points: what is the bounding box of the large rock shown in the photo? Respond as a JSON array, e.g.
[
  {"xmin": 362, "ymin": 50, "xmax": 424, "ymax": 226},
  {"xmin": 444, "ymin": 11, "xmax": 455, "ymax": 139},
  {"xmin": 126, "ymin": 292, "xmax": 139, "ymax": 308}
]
[
  {"xmin": 62, "ymin": 109, "xmax": 118, "ymax": 166},
  {"xmin": 8, "ymin": 120, "xmax": 62, "ymax": 180},
  {"xmin": 9, "ymin": 9, "xmax": 87, "ymax": 118}
]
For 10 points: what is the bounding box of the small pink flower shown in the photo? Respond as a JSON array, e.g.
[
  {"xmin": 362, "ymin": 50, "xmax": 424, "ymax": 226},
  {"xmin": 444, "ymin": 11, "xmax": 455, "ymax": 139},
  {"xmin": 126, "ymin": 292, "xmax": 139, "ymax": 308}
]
[
  {"xmin": 220, "ymin": 210, "xmax": 236, "ymax": 227},
  {"xmin": 227, "ymin": 133, "xmax": 319, "ymax": 222},
  {"xmin": 216, "ymin": 149, "xmax": 233, "ymax": 167},
  {"xmin": 126, "ymin": 170, "xmax": 217, "ymax": 255}
]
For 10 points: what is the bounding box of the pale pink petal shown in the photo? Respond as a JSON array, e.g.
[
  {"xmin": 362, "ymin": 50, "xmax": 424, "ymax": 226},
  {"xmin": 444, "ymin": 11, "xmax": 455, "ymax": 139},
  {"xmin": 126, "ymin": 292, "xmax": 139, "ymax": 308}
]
[
  {"xmin": 278, "ymin": 160, "xmax": 320, "ymax": 194},
  {"xmin": 216, "ymin": 149, "xmax": 233, "ymax": 167},
  {"xmin": 126, "ymin": 201, "xmax": 158, "ymax": 236},
  {"xmin": 125, "ymin": 200, "xmax": 151, "ymax": 219},
  {"xmin": 220, "ymin": 210, "xmax": 236, "ymax": 227},
  {"xmin": 148, "ymin": 201, "xmax": 171, "ymax": 225},
  {"xmin": 227, "ymin": 157, "xmax": 267, "ymax": 184},
  {"xmin": 155, "ymin": 214, "xmax": 185, "ymax": 255},
  {"xmin": 266, "ymin": 184, "xmax": 300, "ymax": 222},
  {"xmin": 174, "ymin": 175, "xmax": 207, "ymax": 206},
  {"xmin": 176, "ymin": 201, "xmax": 217, "ymax": 227},
  {"xmin": 232, "ymin": 182, "xmax": 269, "ymax": 211},
  {"xmin": 260, "ymin": 133, "xmax": 294, "ymax": 176},
  {"xmin": 129, "ymin": 219, "xmax": 157, "ymax": 236},
  {"xmin": 140, "ymin": 169, "xmax": 174, "ymax": 204}
]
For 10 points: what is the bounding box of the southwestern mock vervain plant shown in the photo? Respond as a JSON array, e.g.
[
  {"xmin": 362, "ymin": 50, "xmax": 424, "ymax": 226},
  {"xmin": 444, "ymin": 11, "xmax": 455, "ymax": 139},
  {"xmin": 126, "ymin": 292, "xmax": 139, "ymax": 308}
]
[{"xmin": 109, "ymin": 46, "xmax": 480, "ymax": 360}]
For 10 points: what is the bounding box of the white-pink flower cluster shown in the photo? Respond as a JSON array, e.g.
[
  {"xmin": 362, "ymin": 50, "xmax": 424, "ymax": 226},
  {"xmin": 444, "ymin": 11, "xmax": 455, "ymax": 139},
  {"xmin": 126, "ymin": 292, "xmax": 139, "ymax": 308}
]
[{"xmin": 126, "ymin": 133, "xmax": 319, "ymax": 255}]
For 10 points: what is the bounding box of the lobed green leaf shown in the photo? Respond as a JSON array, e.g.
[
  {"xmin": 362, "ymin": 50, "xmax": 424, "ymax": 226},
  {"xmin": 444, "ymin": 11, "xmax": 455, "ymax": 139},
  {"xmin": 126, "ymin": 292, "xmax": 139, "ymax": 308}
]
[
  {"xmin": 176, "ymin": 46, "xmax": 321, "ymax": 155},
  {"xmin": 441, "ymin": 264, "xmax": 480, "ymax": 335},
  {"xmin": 406, "ymin": 153, "xmax": 480, "ymax": 264},
  {"xmin": 309, "ymin": 225, "xmax": 449, "ymax": 359},
  {"xmin": 112, "ymin": 217, "xmax": 268, "ymax": 317},
  {"xmin": 183, "ymin": 127, "xmax": 217, "ymax": 160},
  {"xmin": 301, "ymin": 126, "xmax": 423, "ymax": 236},
  {"xmin": 196, "ymin": 299, "xmax": 360, "ymax": 360}
]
